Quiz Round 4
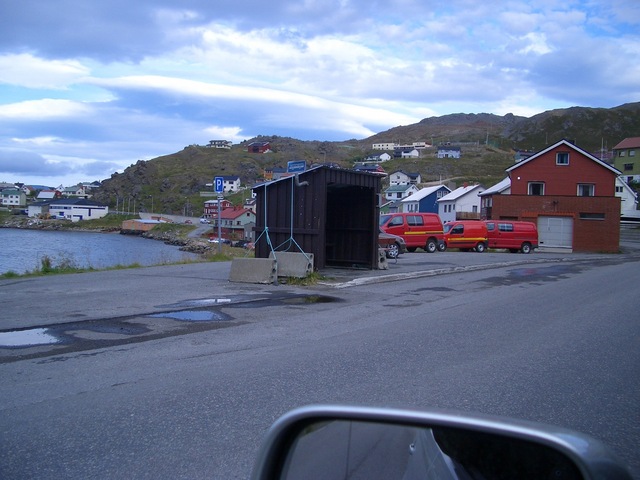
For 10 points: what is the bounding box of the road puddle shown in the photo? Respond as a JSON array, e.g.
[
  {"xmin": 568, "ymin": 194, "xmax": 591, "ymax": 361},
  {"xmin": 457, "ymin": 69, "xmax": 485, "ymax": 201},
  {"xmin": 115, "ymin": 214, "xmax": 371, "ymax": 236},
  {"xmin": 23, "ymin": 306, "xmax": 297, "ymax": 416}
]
[
  {"xmin": 0, "ymin": 328, "xmax": 60, "ymax": 348},
  {"xmin": 149, "ymin": 310, "xmax": 229, "ymax": 322}
]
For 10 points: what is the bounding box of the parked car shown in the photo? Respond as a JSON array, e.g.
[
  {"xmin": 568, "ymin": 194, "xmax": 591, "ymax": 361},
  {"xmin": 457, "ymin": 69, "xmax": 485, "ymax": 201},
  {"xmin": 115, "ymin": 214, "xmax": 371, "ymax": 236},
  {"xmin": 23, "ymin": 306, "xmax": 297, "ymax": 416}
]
[
  {"xmin": 441, "ymin": 220, "xmax": 488, "ymax": 252},
  {"xmin": 379, "ymin": 213, "xmax": 444, "ymax": 253},
  {"xmin": 199, "ymin": 217, "xmax": 211, "ymax": 224},
  {"xmin": 233, "ymin": 239, "xmax": 253, "ymax": 249},
  {"xmin": 378, "ymin": 229, "xmax": 407, "ymax": 258},
  {"xmin": 484, "ymin": 220, "xmax": 538, "ymax": 253}
]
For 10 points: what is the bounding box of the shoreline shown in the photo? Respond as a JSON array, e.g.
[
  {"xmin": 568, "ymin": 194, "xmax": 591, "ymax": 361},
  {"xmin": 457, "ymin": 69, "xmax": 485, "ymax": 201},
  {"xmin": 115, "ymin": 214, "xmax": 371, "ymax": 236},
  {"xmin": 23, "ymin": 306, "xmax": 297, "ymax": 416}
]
[{"xmin": 1, "ymin": 217, "xmax": 215, "ymax": 256}]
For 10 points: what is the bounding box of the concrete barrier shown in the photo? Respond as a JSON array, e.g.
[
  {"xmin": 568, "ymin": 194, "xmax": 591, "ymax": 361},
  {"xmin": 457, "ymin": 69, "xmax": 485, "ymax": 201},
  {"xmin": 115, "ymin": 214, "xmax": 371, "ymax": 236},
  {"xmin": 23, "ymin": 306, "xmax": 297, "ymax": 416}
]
[
  {"xmin": 229, "ymin": 258, "xmax": 277, "ymax": 284},
  {"xmin": 377, "ymin": 248, "xmax": 389, "ymax": 270},
  {"xmin": 269, "ymin": 251, "xmax": 314, "ymax": 278}
]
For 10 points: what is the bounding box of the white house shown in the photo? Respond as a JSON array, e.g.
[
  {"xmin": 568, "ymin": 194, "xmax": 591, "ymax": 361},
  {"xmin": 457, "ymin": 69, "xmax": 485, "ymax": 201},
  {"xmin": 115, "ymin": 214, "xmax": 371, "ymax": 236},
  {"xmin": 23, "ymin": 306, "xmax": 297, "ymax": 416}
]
[
  {"xmin": 616, "ymin": 177, "xmax": 638, "ymax": 220},
  {"xmin": 372, "ymin": 142, "xmax": 397, "ymax": 150},
  {"xmin": 221, "ymin": 176, "xmax": 241, "ymax": 193},
  {"xmin": 1, "ymin": 188, "xmax": 27, "ymax": 207},
  {"xmin": 437, "ymin": 145, "xmax": 461, "ymax": 159},
  {"xmin": 384, "ymin": 184, "xmax": 419, "ymax": 201},
  {"xmin": 389, "ymin": 170, "xmax": 421, "ymax": 186},
  {"xmin": 364, "ymin": 153, "xmax": 392, "ymax": 162},
  {"xmin": 48, "ymin": 198, "xmax": 109, "ymax": 222},
  {"xmin": 437, "ymin": 184, "xmax": 484, "ymax": 223}
]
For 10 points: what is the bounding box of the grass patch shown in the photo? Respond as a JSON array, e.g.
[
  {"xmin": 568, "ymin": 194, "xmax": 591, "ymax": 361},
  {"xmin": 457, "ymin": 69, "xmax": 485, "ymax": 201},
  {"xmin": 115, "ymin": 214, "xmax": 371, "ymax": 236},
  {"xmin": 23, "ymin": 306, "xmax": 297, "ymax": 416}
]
[{"xmin": 282, "ymin": 271, "xmax": 324, "ymax": 286}]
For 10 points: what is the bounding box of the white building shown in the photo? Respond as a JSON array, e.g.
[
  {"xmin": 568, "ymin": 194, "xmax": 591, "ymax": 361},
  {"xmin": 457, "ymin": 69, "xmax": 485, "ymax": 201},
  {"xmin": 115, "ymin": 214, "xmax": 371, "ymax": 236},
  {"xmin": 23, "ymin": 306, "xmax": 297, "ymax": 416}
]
[
  {"xmin": 437, "ymin": 184, "xmax": 484, "ymax": 223},
  {"xmin": 48, "ymin": 199, "xmax": 109, "ymax": 222}
]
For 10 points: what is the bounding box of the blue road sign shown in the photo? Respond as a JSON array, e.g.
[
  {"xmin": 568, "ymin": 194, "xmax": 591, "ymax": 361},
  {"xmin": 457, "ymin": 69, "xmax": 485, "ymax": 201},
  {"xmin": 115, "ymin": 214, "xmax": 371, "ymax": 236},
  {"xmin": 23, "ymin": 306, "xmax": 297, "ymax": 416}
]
[
  {"xmin": 214, "ymin": 176, "xmax": 224, "ymax": 193},
  {"xmin": 287, "ymin": 160, "xmax": 306, "ymax": 173}
]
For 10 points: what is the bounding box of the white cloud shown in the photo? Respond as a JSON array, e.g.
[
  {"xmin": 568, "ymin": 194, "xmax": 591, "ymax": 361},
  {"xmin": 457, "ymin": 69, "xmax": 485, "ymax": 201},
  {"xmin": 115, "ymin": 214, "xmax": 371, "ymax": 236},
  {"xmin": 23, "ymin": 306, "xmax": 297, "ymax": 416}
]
[
  {"xmin": 0, "ymin": 54, "xmax": 90, "ymax": 89},
  {"xmin": 0, "ymin": 99, "xmax": 91, "ymax": 119}
]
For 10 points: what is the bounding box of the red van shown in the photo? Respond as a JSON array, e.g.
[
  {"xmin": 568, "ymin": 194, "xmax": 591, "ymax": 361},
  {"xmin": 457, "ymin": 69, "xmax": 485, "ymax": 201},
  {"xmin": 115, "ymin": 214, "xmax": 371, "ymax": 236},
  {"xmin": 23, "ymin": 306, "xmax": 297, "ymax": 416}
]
[
  {"xmin": 441, "ymin": 221, "xmax": 488, "ymax": 252},
  {"xmin": 379, "ymin": 213, "xmax": 444, "ymax": 253},
  {"xmin": 484, "ymin": 220, "xmax": 538, "ymax": 254}
]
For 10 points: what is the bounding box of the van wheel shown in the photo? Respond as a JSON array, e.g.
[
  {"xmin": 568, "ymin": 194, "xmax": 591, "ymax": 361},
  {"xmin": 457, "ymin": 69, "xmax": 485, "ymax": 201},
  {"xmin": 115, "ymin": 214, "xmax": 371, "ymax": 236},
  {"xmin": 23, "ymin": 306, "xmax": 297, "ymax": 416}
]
[
  {"xmin": 521, "ymin": 242, "xmax": 532, "ymax": 254},
  {"xmin": 475, "ymin": 242, "xmax": 486, "ymax": 253},
  {"xmin": 425, "ymin": 239, "xmax": 437, "ymax": 253},
  {"xmin": 437, "ymin": 242, "xmax": 446, "ymax": 252}
]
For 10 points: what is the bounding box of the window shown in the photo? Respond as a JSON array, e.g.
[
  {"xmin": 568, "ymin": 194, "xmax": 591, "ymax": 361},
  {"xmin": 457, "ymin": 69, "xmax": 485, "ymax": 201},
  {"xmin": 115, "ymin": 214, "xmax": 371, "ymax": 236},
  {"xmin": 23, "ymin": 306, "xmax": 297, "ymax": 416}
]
[
  {"xmin": 630, "ymin": 150, "xmax": 636, "ymax": 157},
  {"xmin": 498, "ymin": 223, "xmax": 514, "ymax": 232},
  {"xmin": 407, "ymin": 215, "xmax": 424, "ymax": 226},
  {"xmin": 577, "ymin": 184, "xmax": 595, "ymax": 197},
  {"xmin": 485, "ymin": 222, "xmax": 495, "ymax": 232},
  {"xmin": 556, "ymin": 152, "xmax": 569, "ymax": 165},
  {"xmin": 579, "ymin": 212, "xmax": 605, "ymax": 220},
  {"xmin": 528, "ymin": 182, "xmax": 545, "ymax": 195},
  {"xmin": 389, "ymin": 216, "xmax": 403, "ymax": 227},
  {"xmin": 619, "ymin": 151, "xmax": 626, "ymax": 157},
  {"xmin": 451, "ymin": 225, "xmax": 464, "ymax": 234},
  {"xmin": 616, "ymin": 186, "xmax": 624, "ymax": 193},
  {"xmin": 624, "ymin": 163, "xmax": 634, "ymax": 171}
]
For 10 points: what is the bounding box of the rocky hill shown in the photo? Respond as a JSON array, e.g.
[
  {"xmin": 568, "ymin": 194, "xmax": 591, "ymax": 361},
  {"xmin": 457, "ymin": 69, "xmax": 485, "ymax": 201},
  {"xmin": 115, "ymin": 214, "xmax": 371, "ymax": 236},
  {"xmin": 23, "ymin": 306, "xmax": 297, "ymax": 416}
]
[{"xmin": 92, "ymin": 102, "xmax": 640, "ymax": 214}]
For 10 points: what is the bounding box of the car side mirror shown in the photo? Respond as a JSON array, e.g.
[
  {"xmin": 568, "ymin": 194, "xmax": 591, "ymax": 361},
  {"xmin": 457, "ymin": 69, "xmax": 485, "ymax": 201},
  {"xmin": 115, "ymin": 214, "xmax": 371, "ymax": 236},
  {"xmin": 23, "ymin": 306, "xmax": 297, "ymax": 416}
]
[{"xmin": 251, "ymin": 405, "xmax": 633, "ymax": 480}]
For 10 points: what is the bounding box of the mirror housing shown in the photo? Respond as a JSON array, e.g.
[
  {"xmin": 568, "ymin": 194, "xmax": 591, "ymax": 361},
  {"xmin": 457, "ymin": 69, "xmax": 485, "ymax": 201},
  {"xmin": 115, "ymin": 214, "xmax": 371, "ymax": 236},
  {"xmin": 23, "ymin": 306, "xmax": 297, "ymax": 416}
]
[{"xmin": 251, "ymin": 405, "xmax": 632, "ymax": 480}]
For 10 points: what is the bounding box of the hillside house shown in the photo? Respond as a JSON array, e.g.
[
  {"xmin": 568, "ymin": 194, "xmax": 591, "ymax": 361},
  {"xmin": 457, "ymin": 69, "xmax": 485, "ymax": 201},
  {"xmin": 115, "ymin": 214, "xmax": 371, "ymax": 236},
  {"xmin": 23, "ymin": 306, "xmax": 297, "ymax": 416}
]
[
  {"xmin": 247, "ymin": 141, "xmax": 271, "ymax": 153},
  {"xmin": 389, "ymin": 170, "xmax": 421, "ymax": 186},
  {"xmin": 437, "ymin": 184, "xmax": 484, "ymax": 223},
  {"xmin": 393, "ymin": 147, "xmax": 420, "ymax": 158},
  {"xmin": 385, "ymin": 183, "xmax": 419, "ymax": 201},
  {"xmin": 372, "ymin": 142, "xmax": 397, "ymax": 150},
  {"xmin": 401, "ymin": 185, "xmax": 450, "ymax": 214},
  {"xmin": 37, "ymin": 189, "xmax": 61, "ymax": 200},
  {"xmin": 1, "ymin": 189, "xmax": 27, "ymax": 207},
  {"xmin": 208, "ymin": 140, "xmax": 232, "ymax": 149},
  {"xmin": 364, "ymin": 153, "xmax": 392, "ymax": 163},
  {"xmin": 437, "ymin": 145, "xmax": 461, "ymax": 159},
  {"xmin": 486, "ymin": 139, "xmax": 621, "ymax": 252},
  {"xmin": 220, "ymin": 176, "xmax": 241, "ymax": 193},
  {"xmin": 203, "ymin": 199, "xmax": 233, "ymax": 219},
  {"xmin": 612, "ymin": 136, "xmax": 640, "ymax": 183}
]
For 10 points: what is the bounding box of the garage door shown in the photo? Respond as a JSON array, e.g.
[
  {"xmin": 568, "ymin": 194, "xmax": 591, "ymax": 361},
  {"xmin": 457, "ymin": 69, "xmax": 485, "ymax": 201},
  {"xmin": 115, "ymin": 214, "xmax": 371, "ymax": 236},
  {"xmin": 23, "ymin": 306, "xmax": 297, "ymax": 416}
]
[{"xmin": 538, "ymin": 216, "xmax": 573, "ymax": 249}]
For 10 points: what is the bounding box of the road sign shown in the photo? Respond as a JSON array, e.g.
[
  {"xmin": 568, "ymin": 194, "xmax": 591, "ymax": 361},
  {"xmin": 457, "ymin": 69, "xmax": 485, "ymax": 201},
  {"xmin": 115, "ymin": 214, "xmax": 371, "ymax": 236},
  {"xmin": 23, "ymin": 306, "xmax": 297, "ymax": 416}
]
[
  {"xmin": 214, "ymin": 176, "xmax": 224, "ymax": 193},
  {"xmin": 287, "ymin": 160, "xmax": 306, "ymax": 173}
]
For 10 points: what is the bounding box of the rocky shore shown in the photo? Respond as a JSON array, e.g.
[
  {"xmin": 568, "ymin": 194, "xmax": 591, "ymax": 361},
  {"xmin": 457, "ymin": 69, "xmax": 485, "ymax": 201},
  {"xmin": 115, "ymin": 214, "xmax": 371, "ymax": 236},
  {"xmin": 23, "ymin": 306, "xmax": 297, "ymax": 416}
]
[{"xmin": 1, "ymin": 216, "xmax": 215, "ymax": 256}]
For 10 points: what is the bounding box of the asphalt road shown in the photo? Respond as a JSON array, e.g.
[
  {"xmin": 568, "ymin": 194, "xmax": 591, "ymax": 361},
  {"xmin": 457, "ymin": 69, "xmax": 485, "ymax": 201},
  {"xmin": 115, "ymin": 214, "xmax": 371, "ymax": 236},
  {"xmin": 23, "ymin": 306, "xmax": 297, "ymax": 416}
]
[{"xmin": 1, "ymin": 243, "xmax": 639, "ymax": 479}]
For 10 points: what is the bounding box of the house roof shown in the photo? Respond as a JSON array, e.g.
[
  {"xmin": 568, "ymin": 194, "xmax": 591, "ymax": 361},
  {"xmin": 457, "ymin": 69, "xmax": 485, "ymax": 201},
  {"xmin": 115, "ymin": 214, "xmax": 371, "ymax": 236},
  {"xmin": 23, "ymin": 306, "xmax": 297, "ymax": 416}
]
[
  {"xmin": 438, "ymin": 184, "xmax": 484, "ymax": 202},
  {"xmin": 401, "ymin": 185, "xmax": 449, "ymax": 202},
  {"xmin": 506, "ymin": 139, "xmax": 621, "ymax": 175},
  {"xmin": 49, "ymin": 198, "xmax": 106, "ymax": 207},
  {"xmin": 391, "ymin": 170, "xmax": 420, "ymax": 179},
  {"xmin": 478, "ymin": 177, "xmax": 511, "ymax": 196},
  {"xmin": 221, "ymin": 175, "xmax": 240, "ymax": 181},
  {"xmin": 438, "ymin": 145, "xmax": 461, "ymax": 151},
  {"xmin": 612, "ymin": 137, "xmax": 640, "ymax": 150},
  {"xmin": 385, "ymin": 184, "xmax": 416, "ymax": 193},
  {"xmin": 220, "ymin": 208, "xmax": 254, "ymax": 220}
]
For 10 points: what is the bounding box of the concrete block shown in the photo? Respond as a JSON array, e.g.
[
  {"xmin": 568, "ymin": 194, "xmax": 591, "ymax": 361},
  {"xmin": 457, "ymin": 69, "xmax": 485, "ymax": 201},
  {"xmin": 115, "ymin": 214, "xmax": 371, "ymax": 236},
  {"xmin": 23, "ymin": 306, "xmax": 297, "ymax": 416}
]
[
  {"xmin": 269, "ymin": 251, "xmax": 314, "ymax": 278},
  {"xmin": 377, "ymin": 248, "xmax": 389, "ymax": 270},
  {"xmin": 229, "ymin": 258, "xmax": 277, "ymax": 284}
]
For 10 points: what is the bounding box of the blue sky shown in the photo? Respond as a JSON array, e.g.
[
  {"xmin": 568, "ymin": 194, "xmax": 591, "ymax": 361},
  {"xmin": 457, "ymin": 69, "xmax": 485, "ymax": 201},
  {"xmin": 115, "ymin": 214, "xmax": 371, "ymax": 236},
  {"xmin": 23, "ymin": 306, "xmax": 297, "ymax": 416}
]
[{"xmin": 1, "ymin": 0, "xmax": 638, "ymax": 187}]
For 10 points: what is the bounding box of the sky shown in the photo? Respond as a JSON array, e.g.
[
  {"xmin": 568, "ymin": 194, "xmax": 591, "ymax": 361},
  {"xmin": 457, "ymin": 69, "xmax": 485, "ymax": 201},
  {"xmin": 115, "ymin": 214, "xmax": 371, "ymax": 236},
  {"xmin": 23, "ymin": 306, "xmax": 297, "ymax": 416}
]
[{"xmin": 1, "ymin": 0, "xmax": 639, "ymax": 188}]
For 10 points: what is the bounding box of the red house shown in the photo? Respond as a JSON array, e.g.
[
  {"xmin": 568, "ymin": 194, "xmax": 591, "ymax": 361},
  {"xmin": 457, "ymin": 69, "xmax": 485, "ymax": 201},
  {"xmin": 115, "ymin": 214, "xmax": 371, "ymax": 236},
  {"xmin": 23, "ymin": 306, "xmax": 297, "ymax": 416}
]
[
  {"xmin": 485, "ymin": 139, "xmax": 621, "ymax": 252},
  {"xmin": 247, "ymin": 141, "xmax": 271, "ymax": 154}
]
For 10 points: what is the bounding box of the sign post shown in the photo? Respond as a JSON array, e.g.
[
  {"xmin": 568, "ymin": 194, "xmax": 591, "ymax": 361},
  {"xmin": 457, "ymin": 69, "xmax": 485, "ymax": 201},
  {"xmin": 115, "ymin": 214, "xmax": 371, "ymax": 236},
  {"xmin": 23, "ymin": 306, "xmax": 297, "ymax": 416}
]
[{"xmin": 214, "ymin": 177, "xmax": 224, "ymax": 253}]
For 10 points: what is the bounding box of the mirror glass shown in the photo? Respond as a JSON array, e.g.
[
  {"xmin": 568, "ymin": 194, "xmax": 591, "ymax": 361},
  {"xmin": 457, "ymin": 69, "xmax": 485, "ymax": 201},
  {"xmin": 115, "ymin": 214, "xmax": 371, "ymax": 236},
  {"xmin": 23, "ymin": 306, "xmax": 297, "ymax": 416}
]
[{"xmin": 280, "ymin": 420, "xmax": 582, "ymax": 480}]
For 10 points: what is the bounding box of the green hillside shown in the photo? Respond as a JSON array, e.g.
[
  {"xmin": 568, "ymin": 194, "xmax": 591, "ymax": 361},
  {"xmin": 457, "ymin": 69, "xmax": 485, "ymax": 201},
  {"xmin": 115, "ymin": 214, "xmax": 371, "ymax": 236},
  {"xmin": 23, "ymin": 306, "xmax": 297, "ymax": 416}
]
[{"xmin": 92, "ymin": 103, "xmax": 640, "ymax": 215}]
